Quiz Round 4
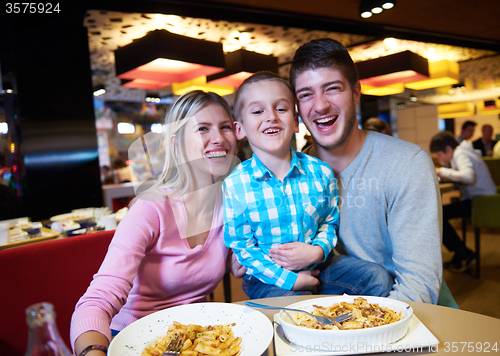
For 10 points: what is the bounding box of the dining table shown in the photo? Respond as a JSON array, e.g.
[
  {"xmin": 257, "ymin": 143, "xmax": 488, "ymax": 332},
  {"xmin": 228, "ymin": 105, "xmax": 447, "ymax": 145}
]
[
  {"xmin": 0, "ymin": 227, "xmax": 61, "ymax": 250},
  {"xmin": 235, "ymin": 295, "xmax": 500, "ymax": 355}
]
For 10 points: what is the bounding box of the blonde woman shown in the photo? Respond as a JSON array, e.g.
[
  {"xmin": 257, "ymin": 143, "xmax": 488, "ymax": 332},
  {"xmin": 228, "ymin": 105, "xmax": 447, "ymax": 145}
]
[{"xmin": 70, "ymin": 91, "xmax": 242, "ymax": 356}]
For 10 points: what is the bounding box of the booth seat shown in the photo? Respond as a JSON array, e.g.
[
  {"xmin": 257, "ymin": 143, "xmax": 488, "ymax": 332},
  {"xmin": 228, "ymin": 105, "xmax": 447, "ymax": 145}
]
[{"xmin": 0, "ymin": 230, "xmax": 114, "ymax": 356}]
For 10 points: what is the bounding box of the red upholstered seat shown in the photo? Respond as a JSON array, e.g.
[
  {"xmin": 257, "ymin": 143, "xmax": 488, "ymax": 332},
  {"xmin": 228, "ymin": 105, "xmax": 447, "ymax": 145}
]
[{"xmin": 0, "ymin": 230, "xmax": 114, "ymax": 356}]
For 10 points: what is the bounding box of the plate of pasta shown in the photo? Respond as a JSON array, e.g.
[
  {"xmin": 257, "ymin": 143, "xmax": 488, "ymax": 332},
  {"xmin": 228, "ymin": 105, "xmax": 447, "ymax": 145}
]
[
  {"xmin": 108, "ymin": 302, "xmax": 273, "ymax": 356},
  {"xmin": 277, "ymin": 296, "xmax": 413, "ymax": 351}
]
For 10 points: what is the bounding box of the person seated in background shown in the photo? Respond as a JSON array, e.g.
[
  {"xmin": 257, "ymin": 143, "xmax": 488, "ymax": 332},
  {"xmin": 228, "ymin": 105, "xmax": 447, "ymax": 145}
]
[
  {"xmin": 100, "ymin": 165, "xmax": 114, "ymax": 185},
  {"xmin": 112, "ymin": 157, "xmax": 133, "ymax": 183},
  {"xmin": 363, "ymin": 117, "xmax": 392, "ymax": 136},
  {"xmin": 457, "ymin": 120, "xmax": 477, "ymax": 143},
  {"xmin": 70, "ymin": 91, "xmax": 245, "ymax": 356},
  {"xmin": 430, "ymin": 131, "xmax": 496, "ymax": 273},
  {"xmin": 223, "ymin": 71, "xmax": 393, "ymax": 300},
  {"xmin": 473, "ymin": 124, "xmax": 498, "ymax": 157}
]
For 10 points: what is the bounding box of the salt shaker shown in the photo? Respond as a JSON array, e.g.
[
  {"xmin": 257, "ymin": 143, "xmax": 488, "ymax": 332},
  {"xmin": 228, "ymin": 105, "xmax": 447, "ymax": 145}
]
[{"xmin": 25, "ymin": 302, "xmax": 72, "ymax": 356}]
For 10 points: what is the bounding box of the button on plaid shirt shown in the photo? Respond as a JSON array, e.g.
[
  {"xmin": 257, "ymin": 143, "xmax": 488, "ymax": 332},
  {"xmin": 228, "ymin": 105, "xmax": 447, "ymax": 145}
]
[{"xmin": 223, "ymin": 149, "xmax": 339, "ymax": 291}]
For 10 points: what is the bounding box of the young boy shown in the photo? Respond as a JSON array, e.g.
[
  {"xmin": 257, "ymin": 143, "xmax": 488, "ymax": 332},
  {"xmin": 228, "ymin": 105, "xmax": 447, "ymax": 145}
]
[
  {"xmin": 430, "ymin": 131, "xmax": 496, "ymax": 272},
  {"xmin": 223, "ymin": 72, "xmax": 393, "ymax": 299}
]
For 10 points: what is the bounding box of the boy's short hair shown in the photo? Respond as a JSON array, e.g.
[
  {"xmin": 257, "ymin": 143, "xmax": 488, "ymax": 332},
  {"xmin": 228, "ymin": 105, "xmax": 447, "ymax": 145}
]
[
  {"xmin": 289, "ymin": 38, "xmax": 359, "ymax": 93},
  {"xmin": 430, "ymin": 131, "xmax": 459, "ymax": 153},
  {"xmin": 233, "ymin": 71, "xmax": 293, "ymax": 122}
]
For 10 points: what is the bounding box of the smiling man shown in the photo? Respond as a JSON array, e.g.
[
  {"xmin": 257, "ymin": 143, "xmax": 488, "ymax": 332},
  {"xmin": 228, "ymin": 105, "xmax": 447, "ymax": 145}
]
[{"xmin": 289, "ymin": 38, "xmax": 443, "ymax": 304}]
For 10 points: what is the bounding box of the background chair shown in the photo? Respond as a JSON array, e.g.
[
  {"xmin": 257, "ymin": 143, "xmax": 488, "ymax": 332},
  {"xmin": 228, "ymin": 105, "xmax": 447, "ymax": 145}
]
[
  {"xmin": 471, "ymin": 194, "xmax": 500, "ymax": 279},
  {"xmin": 461, "ymin": 158, "xmax": 500, "ymax": 245},
  {"xmin": 483, "ymin": 157, "xmax": 500, "ymax": 192},
  {"xmin": 437, "ymin": 279, "xmax": 459, "ymax": 309},
  {"xmin": 0, "ymin": 230, "xmax": 114, "ymax": 356}
]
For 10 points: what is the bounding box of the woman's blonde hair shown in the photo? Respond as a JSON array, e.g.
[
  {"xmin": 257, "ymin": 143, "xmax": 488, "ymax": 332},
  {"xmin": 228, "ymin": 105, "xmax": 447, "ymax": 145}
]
[{"xmin": 136, "ymin": 90, "xmax": 232, "ymax": 200}]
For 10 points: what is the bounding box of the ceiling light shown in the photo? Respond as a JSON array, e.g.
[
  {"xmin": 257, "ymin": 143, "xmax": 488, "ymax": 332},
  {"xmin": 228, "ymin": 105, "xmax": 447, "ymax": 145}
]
[
  {"xmin": 357, "ymin": 51, "xmax": 429, "ymax": 87},
  {"xmin": 359, "ymin": 0, "xmax": 396, "ymax": 18},
  {"xmin": 117, "ymin": 122, "xmax": 136, "ymax": 134},
  {"xmin": 114, "ymin": 30, "xmax": 225, "ymax": 90},
  {"xmin": 437, "ymin": 102, "xmax": 475, "ymax": 118},
  {"xmin": 145, "ymin": 96, "xmax": 161, "ymax": 103},
  {"xmin": 151, "ymin": 123, "xmax": 163, "ymax": 133},
  {"xmin": 405, "ymin": 60, "xmax": 459, "ymax": 90},
  {"xmin": 121, "ymin": 78, "xmax": 169, "ymax": 91},
  {"xmin": 448, "ymin": 82, "xmax": 466, "ymax": 95},
  {"xmin": 93, "ymin": 86, "xmax": 106, "ymax": 96},
  {"xmin": 171, "ymin": 76, "xmax": 235, "ymax": 96},
  {"xmin": 207, "ymin": 49, "xmax": 279, "ymax": 88},
  {"xmin": 0, "ymin": 122, "xmax": 8, "ymax": 134},
  {"xmin": 360, "ymin": 83, "xmax": 405, "ymax": 96},
  {"xmin": 478, "ymin": 99, "xmax": 500, "ymax": 115},
  {"xmin": 238, "ymin": 32, "xmax": 252, "ymax": 46},
  {"xmin": 382, "ymin": 1, "xmax": 395, "ymax": 9},
  {"xmin": 383, "ymin": 37, "xmax": 397, "ymax": 48}
]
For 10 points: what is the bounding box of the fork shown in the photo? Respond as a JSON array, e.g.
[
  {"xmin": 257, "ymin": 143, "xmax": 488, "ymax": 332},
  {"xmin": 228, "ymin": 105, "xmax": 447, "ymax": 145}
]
[
  {"xmin": 245, "ymin": 301, "xmax": 352, "ymax": 325},
  {"xmin": 162, "ymin": 333, "xmax": 183, "ymax": 355}
]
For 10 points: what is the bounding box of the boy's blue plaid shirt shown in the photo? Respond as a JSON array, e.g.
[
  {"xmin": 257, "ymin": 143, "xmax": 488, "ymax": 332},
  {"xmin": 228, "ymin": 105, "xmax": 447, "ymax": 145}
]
[{"xmin": 223, "ymin": 149, "xmax": 339, "ymax": 291}]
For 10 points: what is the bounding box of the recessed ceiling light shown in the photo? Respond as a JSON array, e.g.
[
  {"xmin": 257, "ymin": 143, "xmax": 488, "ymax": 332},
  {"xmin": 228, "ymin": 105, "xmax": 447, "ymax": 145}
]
[
  {"xmin": 371, "ymin": 6, "xmax": 383, "ymax": 14},
  {"xmin": 382, "ymin": 2, "xmax": 395, "ymax": 9},
  {"xmin": 361, "ymin": 11, "xmax": 373, "ymax": 18}
]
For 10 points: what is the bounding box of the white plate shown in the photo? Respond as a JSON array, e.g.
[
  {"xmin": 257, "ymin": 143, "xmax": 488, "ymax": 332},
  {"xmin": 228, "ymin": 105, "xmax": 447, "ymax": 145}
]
[
  {"xmin": 108, "ymin": 302, "xmax": 273, "ymax": 356},
  {"xmin": 273, "ymin": 314, "xmax": 439, "ymax": 355},
  {"xmin": 278, "ymin": 296, "xmax": 413, "ymax": 350},
  {"xmin": 50, "ymin": 211, "xmax": 94, "ymax": 223}
]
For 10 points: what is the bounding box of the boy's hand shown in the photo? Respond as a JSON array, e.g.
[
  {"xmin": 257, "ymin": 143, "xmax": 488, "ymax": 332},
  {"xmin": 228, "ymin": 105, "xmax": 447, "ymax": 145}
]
[
  {"xmin": 228, "ymin": 251, "xmax": 246, "ymax": 278},
  {"xmin": 269, "ymin": 242, "xmax": 323, "ymax": 270},
  {"xmin": 291, "ymin": 270, "xmax": 320, "ymax": 291}
]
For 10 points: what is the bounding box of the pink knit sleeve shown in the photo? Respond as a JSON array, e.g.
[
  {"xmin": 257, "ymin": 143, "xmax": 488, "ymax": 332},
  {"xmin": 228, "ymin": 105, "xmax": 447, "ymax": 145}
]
[{"xmin": 70, "ymin": 199, "xmax": 162, "ymax": 349}]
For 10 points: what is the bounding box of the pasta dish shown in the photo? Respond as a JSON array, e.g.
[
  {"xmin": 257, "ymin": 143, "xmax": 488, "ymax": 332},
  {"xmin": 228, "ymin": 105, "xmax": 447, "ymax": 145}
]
[
  {"xmin": 141, "ymin": 321, "xmax": 242, "ymax": 356},
  {"xmin": 295, "ymin": 297, "xmax": 402, "ymax": 330}
]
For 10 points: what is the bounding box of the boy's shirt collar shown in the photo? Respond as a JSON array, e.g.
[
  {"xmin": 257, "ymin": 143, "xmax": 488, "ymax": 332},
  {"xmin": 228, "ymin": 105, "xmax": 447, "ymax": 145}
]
[{"xmin": 249, "ymin": 149, "xmax": 305, "ymax": 180}]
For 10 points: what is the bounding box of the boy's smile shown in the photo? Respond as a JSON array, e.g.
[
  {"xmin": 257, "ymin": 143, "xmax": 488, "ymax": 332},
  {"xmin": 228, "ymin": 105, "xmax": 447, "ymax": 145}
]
[{"xmin": 235, "ymin": 80, "xmax": 298, "ymax": 160}]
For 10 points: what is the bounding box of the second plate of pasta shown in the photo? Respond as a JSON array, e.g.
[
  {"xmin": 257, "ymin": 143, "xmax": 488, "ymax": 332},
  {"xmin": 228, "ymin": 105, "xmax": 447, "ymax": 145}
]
[
  {"xmin": 108, "ymin": 302, "xmax": 273, "ymax": 356},
  {"xmin": 278, "ymin": 296, "xmax": 413, "ymax": 350}
]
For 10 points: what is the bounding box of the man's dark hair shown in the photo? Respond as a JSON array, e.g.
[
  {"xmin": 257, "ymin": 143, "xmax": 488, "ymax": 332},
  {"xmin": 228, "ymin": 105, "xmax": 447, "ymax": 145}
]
[
  {"xmin": 461, "ymin": 121, "xmax": 477, "ymax": 131},
  {"xmin": 289, "ymin": 38, "xmax": 359, "ymax": 93},
  {"xmin": 430, "ymin": 131, "xmax": 459, "ymax": 153}
]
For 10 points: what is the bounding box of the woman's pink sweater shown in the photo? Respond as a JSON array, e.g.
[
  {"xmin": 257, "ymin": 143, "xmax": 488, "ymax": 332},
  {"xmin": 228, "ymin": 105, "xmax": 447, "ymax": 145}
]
[{"xmin": 70, "ymin": 193, "xmax": 228, "ymax": 348}]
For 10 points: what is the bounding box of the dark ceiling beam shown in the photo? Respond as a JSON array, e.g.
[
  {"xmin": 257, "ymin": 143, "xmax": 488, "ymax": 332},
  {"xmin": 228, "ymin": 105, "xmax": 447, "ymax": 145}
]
[{"xmin": 85, "ymin": 0, "xmax": 500, "ymax": 52}]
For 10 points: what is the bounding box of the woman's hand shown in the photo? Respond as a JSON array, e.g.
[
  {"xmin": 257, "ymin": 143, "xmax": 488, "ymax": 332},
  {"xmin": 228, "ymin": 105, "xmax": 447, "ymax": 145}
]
[{"xmin": 228, "ymin": 251, "xmax": 246, "ymax": 278}]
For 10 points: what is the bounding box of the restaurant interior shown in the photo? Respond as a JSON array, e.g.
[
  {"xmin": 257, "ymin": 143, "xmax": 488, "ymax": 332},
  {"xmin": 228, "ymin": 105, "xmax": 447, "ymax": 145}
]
[{"xmin": 1, "ymin": 0, "xmax": 500, "ymax": 353}]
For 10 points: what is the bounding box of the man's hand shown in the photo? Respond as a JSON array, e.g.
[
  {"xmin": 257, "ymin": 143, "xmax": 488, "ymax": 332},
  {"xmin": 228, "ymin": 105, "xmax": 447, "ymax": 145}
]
[
  {"xmin": 291, "ymin": 270, "xmax": 320, "ymax": 291},
  {"xmin": 227, "ymin": 251, "xmax": 246, "ymax": 278},
  {"xmin": 269, "ymin": 242, "xmax": 324, "ymax": 271}
]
